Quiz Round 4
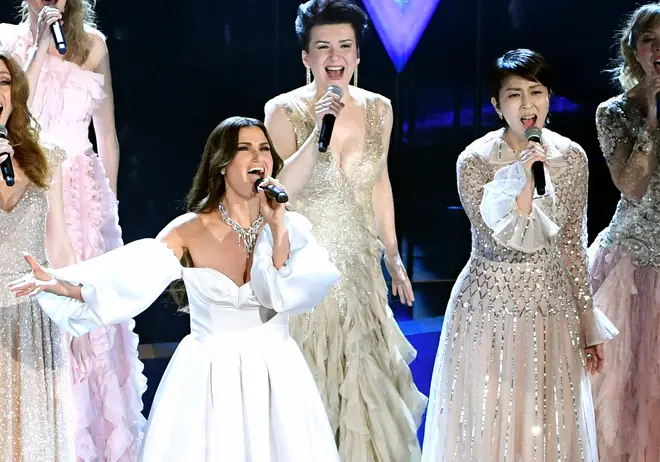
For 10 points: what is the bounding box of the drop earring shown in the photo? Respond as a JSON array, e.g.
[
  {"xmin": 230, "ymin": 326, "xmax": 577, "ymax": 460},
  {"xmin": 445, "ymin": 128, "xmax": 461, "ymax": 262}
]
[
  {"xmin": 352, "ymin": 65, "xmax": 358, "ymax": 87},
  {"xmin": 306, "ymin": 68, "xmax": 312, "ymax": 85}
]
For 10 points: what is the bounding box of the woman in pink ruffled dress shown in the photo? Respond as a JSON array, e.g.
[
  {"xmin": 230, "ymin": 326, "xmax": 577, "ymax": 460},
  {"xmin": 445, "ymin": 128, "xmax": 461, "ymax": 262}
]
[
  {"xmin": 589, "ymin": 4, "xmax": 660, "ymax": 461},
  {"xmin": 0, "ymin": 1, "xmax": 146, "ymax": 460}
]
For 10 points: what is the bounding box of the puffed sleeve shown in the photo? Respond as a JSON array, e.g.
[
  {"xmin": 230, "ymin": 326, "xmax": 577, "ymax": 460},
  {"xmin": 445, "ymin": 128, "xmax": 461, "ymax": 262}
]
[
  {"xmin": 250, "ymin": 212, "xmax": 340, "ymax": 315},
  {"xmin": 480, "ymin": 161, "xmax": 559, "ymax": 252},
  {"xmin": 36, "ymin": 239, "xmax": 182, "ymax": 336}
]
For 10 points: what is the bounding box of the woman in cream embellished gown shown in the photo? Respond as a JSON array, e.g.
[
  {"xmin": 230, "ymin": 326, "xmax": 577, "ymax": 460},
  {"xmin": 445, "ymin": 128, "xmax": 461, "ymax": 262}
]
[
  {"xmin": 0, "ymin": 51, "xmax": 77, "ymax": 460},
  {"xmin": 421, "ymin": 49, "xmax": 618, "ymax": 462},
  {"xmin": 264, "ymin": 1, "xmax": 426, "ymax": 460}
]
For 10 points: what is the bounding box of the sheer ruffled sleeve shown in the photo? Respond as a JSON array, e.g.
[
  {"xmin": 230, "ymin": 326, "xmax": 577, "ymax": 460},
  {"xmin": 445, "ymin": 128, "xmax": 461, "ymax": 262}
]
[
  {"xmin": 560, "ymin": 144, "xmax": 618, "ymax": 346},
  {"xmin": 36, "ymin": 239, "xmax": 182, "ymax": 336},
  {"xmin": 479, "ymin": 160, "xmax": 559, "ymax": 252},
  {"xmin": 250, "ymin": 212, "xmax": 340, "ymax": 315}
]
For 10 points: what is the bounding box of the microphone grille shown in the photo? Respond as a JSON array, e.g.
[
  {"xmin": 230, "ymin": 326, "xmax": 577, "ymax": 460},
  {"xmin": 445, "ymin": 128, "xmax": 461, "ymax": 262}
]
[
  {"xmin": 524, "ymin": 126, "xmax": 542, "ymax": 141},
  {"xmin": 0, "ymin": 125, "xmax": 7, "ymax": 138},
  {"xmin": 328, "ymin": 85, "xmax": 343, "ymax": 99}
]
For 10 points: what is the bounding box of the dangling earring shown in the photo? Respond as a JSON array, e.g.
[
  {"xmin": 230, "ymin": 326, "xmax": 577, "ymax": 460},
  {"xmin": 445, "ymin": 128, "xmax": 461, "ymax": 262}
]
[
  {"xmin": 306, "ymin": 68, "xmax": 312, "ymax": 85},
  {"xmin": 352, "ymin": 65, "xmax": 358, "ymax": 87}
]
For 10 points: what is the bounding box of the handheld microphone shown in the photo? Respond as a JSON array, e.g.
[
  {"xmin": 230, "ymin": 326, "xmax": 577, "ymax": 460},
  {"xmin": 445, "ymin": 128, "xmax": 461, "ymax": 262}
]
[
  {"xmin": 0, "ymin": 125, "xmax": 15, "ymax": 187},
  {"xmin": 254, "ymin": 177, "xmax": 288, "ymax": 203},
  {"xmin": 524, "ymin": 126, "xmax": 546, "ymax": 196},
  {"xmin": 318, "ymin": 85, "xmax": 343, "ymax": 153},
  {"xmin": 50, "ymin": 21, "xmax": 67, "ymax": 55}
]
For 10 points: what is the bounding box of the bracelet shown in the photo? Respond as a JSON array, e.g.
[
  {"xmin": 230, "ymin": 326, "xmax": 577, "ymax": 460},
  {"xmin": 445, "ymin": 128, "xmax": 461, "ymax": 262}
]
[{"xmin": 634, "ymin": 126, "xmax": 657, "ymax": 155}]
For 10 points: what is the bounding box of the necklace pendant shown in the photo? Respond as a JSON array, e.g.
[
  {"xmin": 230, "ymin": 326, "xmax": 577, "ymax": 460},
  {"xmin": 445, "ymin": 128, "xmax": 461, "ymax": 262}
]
[{"xmin": 218, "ymin": 202, "xmax": 263, "ymax": 257}]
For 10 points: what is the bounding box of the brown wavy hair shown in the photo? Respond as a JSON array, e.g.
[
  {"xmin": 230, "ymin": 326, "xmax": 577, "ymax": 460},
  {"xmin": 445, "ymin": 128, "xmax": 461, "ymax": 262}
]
[
  {"xmin": 610, "ymin": 3, "xmax": 660, "ymax": 91},
  {"xmin": 0, "ymin": 52, "xmax": 49, "ymax": 187},
  {"xmin": 21, "ymin": 0, "xmax": 98, "ymax": 66},
  {"xmin": 170, "ymin": 117, "xmax": 285, "ymax": 311}
]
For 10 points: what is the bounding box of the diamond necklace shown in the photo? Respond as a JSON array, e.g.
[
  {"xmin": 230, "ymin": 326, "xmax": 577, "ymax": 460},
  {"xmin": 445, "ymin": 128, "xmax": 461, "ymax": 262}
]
[{"xmin": 218, "ymin": 201, "xmax": 263, "ymax": 256}]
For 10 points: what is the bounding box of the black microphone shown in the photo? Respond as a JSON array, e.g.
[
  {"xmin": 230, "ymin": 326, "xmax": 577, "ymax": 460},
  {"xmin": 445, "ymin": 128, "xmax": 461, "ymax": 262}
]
[
  {"xmin": 50, "ymin": 20, "xmax": 67, "ymax": 55},
  {"xmin": 318, "ymin": 85, "xmax": 343, "ymax": 153},
  {"xmin": 0, "ymin": 125, "xmax": 15, "ymax": 187},
  {"xmin": 254, "ymin": 177, "xmax": 288, "ymax": 203},
  {"xmin": 524, "ymin": 126, "xmax": 546, "ymax": 196}
]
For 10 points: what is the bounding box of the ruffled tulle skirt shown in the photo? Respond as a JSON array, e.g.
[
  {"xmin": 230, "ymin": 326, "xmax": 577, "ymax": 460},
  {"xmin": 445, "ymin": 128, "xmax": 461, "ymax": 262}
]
[
  {"xmin": 61, "ymin": 149, "xmax": 147, "ymax": 461},
  {"xmin": 588, "ymin": 240, "xmax": 660, "ymax": 462},
  {"xmin": 289, "ymin": 248, "xmax": 427, "ymax": 462}
]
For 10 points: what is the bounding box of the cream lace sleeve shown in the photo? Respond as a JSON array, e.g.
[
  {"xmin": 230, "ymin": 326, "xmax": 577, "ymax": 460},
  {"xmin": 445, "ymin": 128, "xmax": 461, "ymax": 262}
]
[
  {"xmin": 596, "ymin": 98, "xmax": 656, "ymax": 201},
  {"xmin": 560, "ymin": 144, "xmax": 618, "ymax": 346}
]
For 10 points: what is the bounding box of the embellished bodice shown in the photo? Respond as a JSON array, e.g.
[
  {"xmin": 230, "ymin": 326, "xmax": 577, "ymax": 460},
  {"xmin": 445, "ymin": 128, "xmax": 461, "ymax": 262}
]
[
  {"xmin": 454, "ymin": 129, "xmax": 592, "ymax": 319},
  {"xmin": 271, "ymin": 90, "xmax": 390, "ymax": 265},
  {"xmin": 0, "ymin": 184, "xmax": 49, "ymax": 279},
  {"xmin": 0, "ymin": 145, "xmax": 65, "ymax": 304},
  {"xmin": 596, "ymin": 95, "xmax": 660, "ymax": 267}
]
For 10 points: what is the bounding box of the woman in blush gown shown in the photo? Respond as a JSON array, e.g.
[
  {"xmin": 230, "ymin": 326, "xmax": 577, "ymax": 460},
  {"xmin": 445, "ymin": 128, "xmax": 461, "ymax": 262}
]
[
  {"xmin": 11, "ymin": 116, "xmax": 341, "ymax": 462},
  {"xmin": 589, "ymin": 4, "xmax": 660, "ymax": 460},
  {"xmin": 0, "ymin": 51, "xmax": 77, "ymax": 461},
  {"xmin": 0, "ymin": 1, "xmax": 145, "ymax": 460}
]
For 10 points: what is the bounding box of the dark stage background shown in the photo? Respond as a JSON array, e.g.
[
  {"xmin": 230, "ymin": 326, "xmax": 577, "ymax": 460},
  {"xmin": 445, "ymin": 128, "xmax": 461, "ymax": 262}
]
[{"xmin": 0, "ymin": 1, "xmax": 638, "ymax": 345}]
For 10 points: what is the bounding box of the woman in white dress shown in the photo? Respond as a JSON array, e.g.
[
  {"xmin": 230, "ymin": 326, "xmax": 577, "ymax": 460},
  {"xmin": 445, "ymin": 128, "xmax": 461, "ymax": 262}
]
[{"xmin": 9, "ymin": 116, "xmax": 341, "ymax": 462}]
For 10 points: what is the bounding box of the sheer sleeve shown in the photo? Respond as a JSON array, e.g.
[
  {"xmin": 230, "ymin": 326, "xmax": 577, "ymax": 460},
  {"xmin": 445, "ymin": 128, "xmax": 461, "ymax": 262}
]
[
  {"xmin": 596, "ymin": 99, "xmax": 656, "ymax": 201},
  {"xmin": 250, "ymin": 212, "xmax": 340, "ymax": 316},
  {"xmin": 560, "ymin": 144, "xmax": 618, "ymax": 347},
  {"xmin": 36, "ymin": 239, "xmax": 182, "ymax": 336},
  {"xmin": 476, "ymin": 156, "xmax": 559, "ymax": 252}
]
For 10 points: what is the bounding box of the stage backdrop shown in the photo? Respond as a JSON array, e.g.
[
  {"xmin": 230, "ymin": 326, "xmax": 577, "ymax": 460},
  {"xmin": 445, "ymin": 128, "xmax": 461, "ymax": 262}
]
[{"xmin": 0, "ymin": 0, "xmax": 636, "ymax": 343}]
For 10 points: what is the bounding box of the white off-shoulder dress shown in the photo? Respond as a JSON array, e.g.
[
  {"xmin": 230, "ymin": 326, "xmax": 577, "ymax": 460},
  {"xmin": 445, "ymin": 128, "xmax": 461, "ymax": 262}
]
[{"xmin": 36, "ymin": 212, "xmax": 341, "ymax": 462}]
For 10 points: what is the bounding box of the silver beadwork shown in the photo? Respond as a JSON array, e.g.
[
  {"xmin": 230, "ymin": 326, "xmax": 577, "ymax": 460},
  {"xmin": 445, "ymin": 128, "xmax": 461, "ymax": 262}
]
[{"xmin": 218, "ymin": 202, "xmax": 263, "ymax": 256}]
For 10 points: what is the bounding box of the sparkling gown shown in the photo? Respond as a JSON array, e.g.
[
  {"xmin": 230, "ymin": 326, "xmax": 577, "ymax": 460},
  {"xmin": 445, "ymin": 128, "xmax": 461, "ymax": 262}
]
[
  {"xmin": 268, "ymin": 88, "xmax": 427, "ymax": 461},
  {"xmin": 589, "ymin": 95, "xmax": 660, "ymax": 461},
  {"xmin": 0, "ymin": 23, "xmax": 146, "ymax": 461},
  {"xmin": 421, "ymin": 128, "xmax": 618, "ymax": 461},
  {"xmin": 36, "ymin": 212, "xmax": 341, "ymax": 462},
  {"xmin": 0, "ymin": 145, "xmax": 74, "ymax": 461}
]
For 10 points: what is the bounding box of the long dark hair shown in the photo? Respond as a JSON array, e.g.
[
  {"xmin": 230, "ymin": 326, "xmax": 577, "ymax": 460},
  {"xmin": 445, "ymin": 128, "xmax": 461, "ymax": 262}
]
[
  {"xmin": 0, "ymin": 52, "xmax": 49, "ymax": 187},
  {"xmin": 170, "ymin": 117, "xmax": 284, "ymax": 310}
]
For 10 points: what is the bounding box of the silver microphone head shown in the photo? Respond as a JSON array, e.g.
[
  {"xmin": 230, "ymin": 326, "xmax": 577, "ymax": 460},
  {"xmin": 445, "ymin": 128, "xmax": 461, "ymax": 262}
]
[
  {"xmin": 0, "ymin": 125, "xmax": 7, "ymax": 139},
  {"xmin": 328, "ymin": 85, "xmax": 343, "ymax": 99},
  {"xmin": 524, "ymin": 126, "xmax": 542, "ymax": 142}
]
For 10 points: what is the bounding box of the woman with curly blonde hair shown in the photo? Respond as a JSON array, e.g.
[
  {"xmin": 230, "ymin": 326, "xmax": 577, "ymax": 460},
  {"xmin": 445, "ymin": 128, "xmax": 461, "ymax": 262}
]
[
  {"xmin": 0, "ymin": 51, "xmax": 77, "ymax": 460},
  {"xmin": 0, "ymin": 1, "xmax": 145, "ymax": 460},
  {"xmin": 589, "ymin": 3, "xmax": 660, "ymax": 461}
]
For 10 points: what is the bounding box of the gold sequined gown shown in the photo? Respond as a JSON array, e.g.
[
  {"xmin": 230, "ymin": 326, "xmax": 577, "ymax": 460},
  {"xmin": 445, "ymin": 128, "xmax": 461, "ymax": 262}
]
[
  {"xmin": 269, "ymin": 89, "xmax": 427, "ymax": 461},
  {"xmin": 0, "ymin": 146, "xmax": 73, "ymax": 461},
  {"xmin": 421, "ymin": 128, "xmax": 618, "ymax": 462}
]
